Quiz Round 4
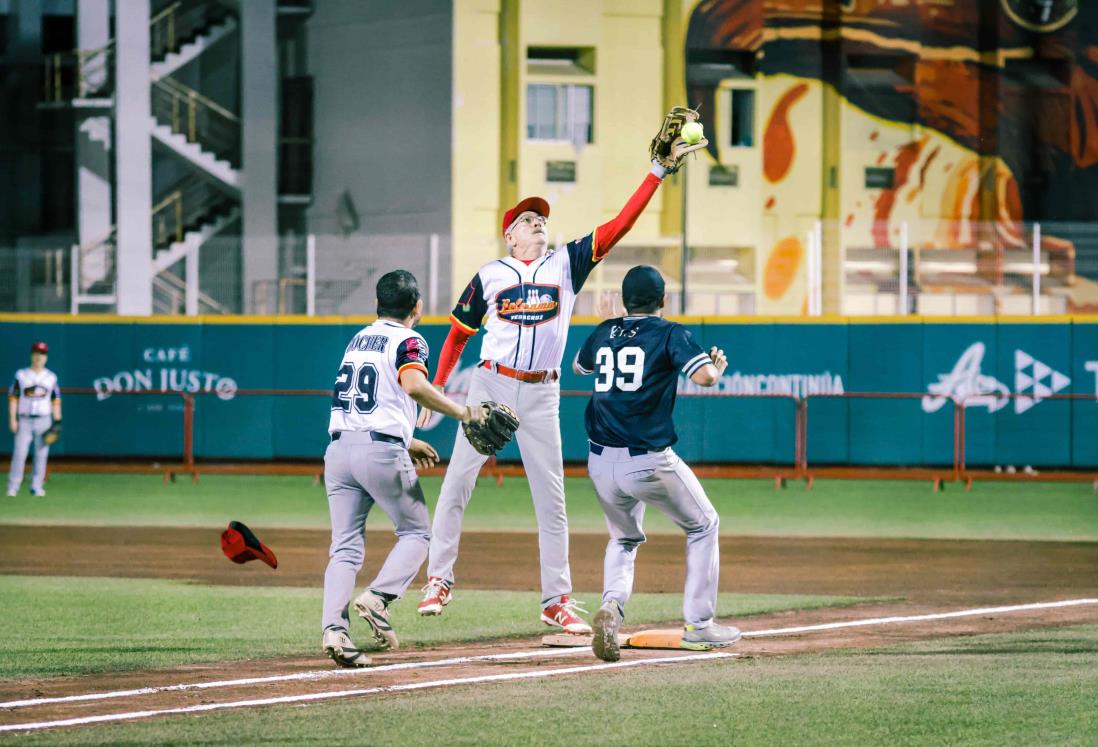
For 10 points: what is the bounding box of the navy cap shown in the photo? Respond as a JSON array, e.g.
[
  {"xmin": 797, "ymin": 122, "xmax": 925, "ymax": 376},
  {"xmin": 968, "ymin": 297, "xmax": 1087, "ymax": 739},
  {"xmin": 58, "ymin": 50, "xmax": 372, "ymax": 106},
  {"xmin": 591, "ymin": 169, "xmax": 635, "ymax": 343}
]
[{"xmin": 621, "ymin": 265, "xmax": 666, "ymax": 310}]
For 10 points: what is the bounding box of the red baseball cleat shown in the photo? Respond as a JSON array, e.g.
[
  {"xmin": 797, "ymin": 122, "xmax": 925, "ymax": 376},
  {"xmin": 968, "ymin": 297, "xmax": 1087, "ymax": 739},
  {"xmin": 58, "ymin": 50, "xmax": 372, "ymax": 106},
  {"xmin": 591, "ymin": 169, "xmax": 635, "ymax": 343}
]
[
  {"xmin": 417, "ymin": 576, "xmax": 453, "ymax": 616},
  {"xmin": 541, "ymin": 595, "xmax": 592, "ymax": 634}
]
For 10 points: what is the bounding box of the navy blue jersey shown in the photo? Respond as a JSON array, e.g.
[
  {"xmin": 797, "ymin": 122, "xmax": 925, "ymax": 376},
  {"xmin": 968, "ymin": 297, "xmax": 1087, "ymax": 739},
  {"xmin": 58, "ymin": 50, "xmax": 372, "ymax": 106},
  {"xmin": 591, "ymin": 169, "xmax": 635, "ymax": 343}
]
[{"xmin": 576, "ymin": 316, "xmax": 710, "ymax": 451}]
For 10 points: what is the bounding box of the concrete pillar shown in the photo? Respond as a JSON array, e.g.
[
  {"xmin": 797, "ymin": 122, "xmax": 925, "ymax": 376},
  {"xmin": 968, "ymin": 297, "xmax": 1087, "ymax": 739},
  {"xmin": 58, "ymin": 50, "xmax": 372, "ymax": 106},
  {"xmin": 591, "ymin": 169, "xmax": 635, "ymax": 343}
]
[
  {"xmin": 115, "ymin": 0, "xmax": 153, "ymax": 315},
  {"xmin": 240, "ymin": 0, "xmax": 279, "ymax": 313},
  {"xmin": 75, "ymin": 0, "xmax": 113, "ymax": 288}
]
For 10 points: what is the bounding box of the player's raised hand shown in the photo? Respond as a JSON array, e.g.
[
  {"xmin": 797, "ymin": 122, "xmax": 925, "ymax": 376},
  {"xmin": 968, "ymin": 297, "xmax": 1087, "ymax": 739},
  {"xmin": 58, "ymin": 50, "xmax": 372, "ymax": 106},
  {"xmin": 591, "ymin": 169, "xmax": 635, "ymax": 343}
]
[
  {"xmin": 408, "ymin": 438, "xmax": 440, "ymax": 470},
  {"xmin": 708, "ymin": 346, "xmax": 728, "ymax": 375}
]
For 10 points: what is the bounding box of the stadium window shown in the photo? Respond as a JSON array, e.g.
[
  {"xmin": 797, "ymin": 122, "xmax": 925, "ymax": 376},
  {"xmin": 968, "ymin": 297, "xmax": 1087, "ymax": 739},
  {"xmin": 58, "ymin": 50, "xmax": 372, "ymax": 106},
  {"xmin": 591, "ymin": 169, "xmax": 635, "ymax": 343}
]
[
  {"xmin": 730, "ymin": 89, "xmax": 755, "ymax": 147},
  {"xmin": 526, "ymin": 84, "xmax": 593, "ymax": 144}
]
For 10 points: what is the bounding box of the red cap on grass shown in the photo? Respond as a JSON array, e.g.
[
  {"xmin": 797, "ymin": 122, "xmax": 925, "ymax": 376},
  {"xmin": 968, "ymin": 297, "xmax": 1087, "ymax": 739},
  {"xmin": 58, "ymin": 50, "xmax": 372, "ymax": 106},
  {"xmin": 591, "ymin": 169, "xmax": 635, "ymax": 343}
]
[
  {"xmin": 220, "ymin": 521, "xmax": 278, "ymax": 569},
  {"xmin": 31, "ymin": 341, "xmax": 48, "ymax": 354},
  {"xmin": 501, "ymin": 197, "xmax": 550, "ymax": 236}
]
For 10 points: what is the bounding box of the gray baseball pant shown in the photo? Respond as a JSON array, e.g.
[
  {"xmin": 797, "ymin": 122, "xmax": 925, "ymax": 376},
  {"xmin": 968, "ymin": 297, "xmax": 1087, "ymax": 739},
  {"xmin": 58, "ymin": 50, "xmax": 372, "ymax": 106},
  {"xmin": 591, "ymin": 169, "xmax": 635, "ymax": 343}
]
[
  {"xmin": 321, "ymin": 433, "xmax": 431, "ymax": 633},
  {"xmin": 427, "ymin": 366, "xmax": 572, "ymax": 606},
  {"xmin": 587, "ymin": 445, "xmax": 720, "ymax": 627},
  {"xmin": 7, "ymin": 415, "xmax": 52, "ymax": 495}
]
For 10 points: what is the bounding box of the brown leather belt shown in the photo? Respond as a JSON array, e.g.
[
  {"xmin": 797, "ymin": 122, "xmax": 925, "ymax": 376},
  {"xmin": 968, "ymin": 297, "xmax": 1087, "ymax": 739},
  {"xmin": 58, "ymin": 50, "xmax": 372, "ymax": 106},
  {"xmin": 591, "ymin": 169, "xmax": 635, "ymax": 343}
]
[{"xmin": 479, "ymin": 360, "xmax": 559, "ymax": 383}]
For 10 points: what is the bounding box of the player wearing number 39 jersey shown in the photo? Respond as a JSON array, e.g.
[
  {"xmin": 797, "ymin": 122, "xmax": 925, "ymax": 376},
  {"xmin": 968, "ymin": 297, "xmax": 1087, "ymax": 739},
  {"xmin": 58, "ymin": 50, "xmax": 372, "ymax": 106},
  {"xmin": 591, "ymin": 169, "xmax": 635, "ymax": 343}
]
[
  {"xmin": 320, "ymin": 270, "xmax": 488, "ymax": 669},
  {"xmin": 573, "ymin": 265, "xmax": 741, "ymax": 662}
]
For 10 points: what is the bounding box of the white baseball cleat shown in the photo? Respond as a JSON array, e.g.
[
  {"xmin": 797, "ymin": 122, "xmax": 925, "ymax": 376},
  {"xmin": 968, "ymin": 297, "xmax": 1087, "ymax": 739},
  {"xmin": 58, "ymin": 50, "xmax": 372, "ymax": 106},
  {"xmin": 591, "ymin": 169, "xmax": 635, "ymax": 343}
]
[
  {"xmin": 591, "ymin": 600, "xmax": 624, "ymax": 662},
  {"xmin": 353, "ymin": 589, "xmax": 399, "ymax": 650},
  {"xmin": 322, "ymin": 629, "xmax": 371, "ymax": 668}
]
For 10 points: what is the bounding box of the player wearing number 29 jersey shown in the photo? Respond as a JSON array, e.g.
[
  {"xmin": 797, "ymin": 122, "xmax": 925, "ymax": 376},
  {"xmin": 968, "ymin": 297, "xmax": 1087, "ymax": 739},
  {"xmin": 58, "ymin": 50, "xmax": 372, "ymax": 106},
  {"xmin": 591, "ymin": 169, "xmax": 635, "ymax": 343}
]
[
  {"xmin": 321, "ymin": 270, "xmax": 484, "ymax": 669},
  {"xmin": 328, "ymin": 322, "xmax": 429, "ymax": 445}
]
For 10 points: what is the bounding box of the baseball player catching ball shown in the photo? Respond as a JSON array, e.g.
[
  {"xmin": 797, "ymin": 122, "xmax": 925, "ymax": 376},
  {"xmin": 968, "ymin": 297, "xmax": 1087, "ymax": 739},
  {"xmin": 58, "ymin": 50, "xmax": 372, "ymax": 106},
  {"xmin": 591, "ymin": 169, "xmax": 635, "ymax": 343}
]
[
  {"xmin": 415, "ymin": 108, "xmax": 709, "ymax": 633},
  {"xmin": 321, "ymin": 270, "xmax": 505, "ymax": 668},
  {"xmin": 7, "ymin": 341, "xmax": 61, "ymax": 498},
  {"xmin": 574, "ymin": 265, "xmax": 739, "ymax": 661}
]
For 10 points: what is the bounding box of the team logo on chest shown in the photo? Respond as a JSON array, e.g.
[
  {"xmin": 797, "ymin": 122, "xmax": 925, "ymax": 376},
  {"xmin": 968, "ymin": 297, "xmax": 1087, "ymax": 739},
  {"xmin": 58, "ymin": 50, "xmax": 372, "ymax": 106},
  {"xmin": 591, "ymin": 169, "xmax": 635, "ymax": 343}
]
[{"xmin": 495, "ymin": 283, "xmax": 561, "ymax": 326}]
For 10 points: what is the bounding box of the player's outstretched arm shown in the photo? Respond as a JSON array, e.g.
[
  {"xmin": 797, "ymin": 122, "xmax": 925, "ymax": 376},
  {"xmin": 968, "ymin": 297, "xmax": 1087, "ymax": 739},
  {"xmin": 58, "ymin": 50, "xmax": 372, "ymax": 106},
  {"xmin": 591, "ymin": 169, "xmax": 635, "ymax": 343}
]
[
  {"xmin": 415, "ymin": 320, "xmax": 475, "ymax": 428},
  {"xmin": 401, "ymin": 367, "xmax": 481, "ymax": 424},
  {"xmin": 7, "ymin": 392, "xmax": 16, "ymax": 434},
  {"xmin": 690, "ymin": 346, "xmax": 727, "ymax": 387}
]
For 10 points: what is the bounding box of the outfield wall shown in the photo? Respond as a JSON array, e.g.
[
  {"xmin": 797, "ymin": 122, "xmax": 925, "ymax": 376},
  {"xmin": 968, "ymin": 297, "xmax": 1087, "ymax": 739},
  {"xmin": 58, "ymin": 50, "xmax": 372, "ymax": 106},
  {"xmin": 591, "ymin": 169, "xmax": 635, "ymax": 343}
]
[{"xmin": 1, "ymin": 316, "xmax": 1096, "ymax": 468}]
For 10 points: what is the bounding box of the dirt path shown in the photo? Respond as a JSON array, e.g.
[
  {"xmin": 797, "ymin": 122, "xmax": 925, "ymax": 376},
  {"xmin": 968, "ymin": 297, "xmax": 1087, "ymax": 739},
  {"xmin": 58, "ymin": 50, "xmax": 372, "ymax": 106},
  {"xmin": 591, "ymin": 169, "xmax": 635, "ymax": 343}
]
[{"xmin": 2, "ymin": 525, "xmax": 1096, "ymax": 606}]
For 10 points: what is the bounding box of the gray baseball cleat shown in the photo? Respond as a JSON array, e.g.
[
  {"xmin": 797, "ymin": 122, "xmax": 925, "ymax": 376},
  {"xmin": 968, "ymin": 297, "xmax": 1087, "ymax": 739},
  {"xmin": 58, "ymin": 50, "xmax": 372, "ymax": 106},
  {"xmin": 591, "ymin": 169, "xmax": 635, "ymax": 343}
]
[
  {"xmin": 353, "ymin": 589, "xmax": 399, "ymax": 650},
  {"xmin": 322, "ymin": 629, "xmax": 371, "ymax": 668},
  {"xmin": 592, "ymin": 599, "xmax": 624, "ymax": 662},
  {"xmin": 680, "ymin": 622, "xmax": 742, "ymax": 651}
]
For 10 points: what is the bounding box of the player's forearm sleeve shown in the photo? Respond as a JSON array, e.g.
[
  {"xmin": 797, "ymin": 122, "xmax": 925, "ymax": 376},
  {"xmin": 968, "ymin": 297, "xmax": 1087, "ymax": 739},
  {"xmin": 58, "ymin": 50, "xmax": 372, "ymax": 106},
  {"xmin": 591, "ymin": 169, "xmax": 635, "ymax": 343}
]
[
  {"xmin": 592, "ymin": 172, "xmax": 663, "ymax": 259},
  {"xmin": 432, "ymin": 322, "xmax": 475, "ymax": 387}
]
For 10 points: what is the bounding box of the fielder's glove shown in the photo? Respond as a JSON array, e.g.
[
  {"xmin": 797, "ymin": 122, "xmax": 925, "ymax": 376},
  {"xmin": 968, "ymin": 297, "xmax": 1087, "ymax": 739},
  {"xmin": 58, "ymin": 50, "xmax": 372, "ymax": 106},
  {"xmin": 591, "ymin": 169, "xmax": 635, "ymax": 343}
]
[
  {"xmin": 649, "ymin": 106, "xmax": 709, "ymax": 174},
  {"xmin": 42, "ymin": 420, "xmax": 62, "ymax": 446},
  {"xmin": 462, "ymin": 402, "xmax": 520, "ymax": 456}
]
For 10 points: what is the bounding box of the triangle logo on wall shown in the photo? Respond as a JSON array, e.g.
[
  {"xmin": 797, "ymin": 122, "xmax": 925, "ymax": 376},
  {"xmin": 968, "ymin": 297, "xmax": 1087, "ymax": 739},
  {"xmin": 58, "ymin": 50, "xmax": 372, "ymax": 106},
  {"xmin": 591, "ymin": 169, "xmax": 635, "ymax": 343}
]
[{"xmin": 1014, "ymin": 349, "xmax": 1071, "ymax": 414}]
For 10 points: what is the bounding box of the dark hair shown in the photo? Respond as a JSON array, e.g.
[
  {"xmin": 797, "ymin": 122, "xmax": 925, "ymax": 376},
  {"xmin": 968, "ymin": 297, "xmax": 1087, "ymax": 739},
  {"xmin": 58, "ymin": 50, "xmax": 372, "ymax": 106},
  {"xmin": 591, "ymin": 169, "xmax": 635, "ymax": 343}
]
[
  {"xmin": 625, "ymin": 298, "xmax": 662, "ymax": 315},
  {"xmin": 376, "ymin": 270, "xmax": 421, "ymax": 319}
]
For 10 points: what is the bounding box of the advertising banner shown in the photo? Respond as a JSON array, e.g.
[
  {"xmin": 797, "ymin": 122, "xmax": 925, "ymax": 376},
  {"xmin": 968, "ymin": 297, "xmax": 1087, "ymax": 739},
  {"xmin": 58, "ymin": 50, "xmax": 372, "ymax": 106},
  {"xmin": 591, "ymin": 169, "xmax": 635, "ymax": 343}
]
[{"xmin": 1, "ymin": 318, "xmax": 1094, "ymax": 468}]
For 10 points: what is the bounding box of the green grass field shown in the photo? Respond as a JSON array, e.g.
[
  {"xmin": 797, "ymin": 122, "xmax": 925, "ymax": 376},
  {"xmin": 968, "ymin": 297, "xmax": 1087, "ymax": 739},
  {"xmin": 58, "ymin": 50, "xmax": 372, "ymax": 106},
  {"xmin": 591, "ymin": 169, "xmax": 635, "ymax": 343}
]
[
  {"xmin": 14, "ymin": 626, "xmax": 1098, "ymax": 746},
  {"xmin": 1, "ymin": 473, "xmax": 1095, "ymax": 540},
  {"xmin": 0, "ymin": 575, "xmax": 872, "ymax": 678}
]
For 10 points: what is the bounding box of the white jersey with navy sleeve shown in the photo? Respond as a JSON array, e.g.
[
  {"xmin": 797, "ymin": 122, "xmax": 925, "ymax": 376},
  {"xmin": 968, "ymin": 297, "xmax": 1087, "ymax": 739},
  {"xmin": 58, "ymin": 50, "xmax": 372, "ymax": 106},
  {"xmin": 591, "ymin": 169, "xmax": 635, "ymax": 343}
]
[
  {"xmin": 449, "ymin": 234, "xmax": 601, "ymax": 371},
  {"xmin": 328, "ymin": 320, "xmax": 429, "ymax": 445},
  {"xmin": 8, "ymin": 368, "xmax": 60, "ymax": 417}
]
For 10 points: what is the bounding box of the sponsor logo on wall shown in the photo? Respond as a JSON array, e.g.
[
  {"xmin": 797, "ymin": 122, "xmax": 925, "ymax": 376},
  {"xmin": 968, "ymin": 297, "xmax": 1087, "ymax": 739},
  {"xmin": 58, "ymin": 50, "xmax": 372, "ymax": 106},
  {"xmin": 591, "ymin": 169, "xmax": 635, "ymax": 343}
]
[
  {"xmin": 92, "ymin": 346, "xmax": 238, "ymax": 402},
  {"xmin": 922, "ymin": 342, "xmax": 1071, "ymax": 414}
]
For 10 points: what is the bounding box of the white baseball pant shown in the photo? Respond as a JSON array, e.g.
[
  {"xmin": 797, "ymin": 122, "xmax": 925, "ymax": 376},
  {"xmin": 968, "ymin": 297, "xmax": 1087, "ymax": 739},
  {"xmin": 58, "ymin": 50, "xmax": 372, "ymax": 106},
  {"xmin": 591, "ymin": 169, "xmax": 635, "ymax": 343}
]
[
  {"xmin": 7, "ymin": 415, "xmax": 52, "ymax": 495},
  {"xmin": 587, "ymin": 444, "xmax": 720, "ymax": 626},
  {"xmin": 427, "ymin": 365, "xmax": 572, "ymax": 606}
]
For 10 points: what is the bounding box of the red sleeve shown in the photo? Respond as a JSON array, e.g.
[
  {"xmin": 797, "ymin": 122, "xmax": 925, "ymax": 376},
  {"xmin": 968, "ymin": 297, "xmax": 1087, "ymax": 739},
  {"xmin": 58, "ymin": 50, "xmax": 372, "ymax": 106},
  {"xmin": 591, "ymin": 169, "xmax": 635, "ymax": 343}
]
[
  {"xmin": 432, "ymin": 321, "xmax": 475, "ymax": 387},
  {"xmin": 592, "ymin": 172, "xmax": 662, "ymax": 260}
]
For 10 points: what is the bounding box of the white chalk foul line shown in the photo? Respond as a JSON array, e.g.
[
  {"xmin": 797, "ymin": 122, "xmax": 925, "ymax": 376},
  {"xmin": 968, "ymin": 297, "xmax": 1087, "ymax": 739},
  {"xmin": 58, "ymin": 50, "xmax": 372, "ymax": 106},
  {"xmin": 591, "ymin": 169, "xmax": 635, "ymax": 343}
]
[
  {"xmin": 0, "ymin": 652, "xmax": 735, "ymax": 733},
  {"xmin": 0, "ymin": 647, "xmax": 591, "ymax": 711},
  {"xmin": 743, "ymin": 598, "xmax": 1098, "ymax": 638}
]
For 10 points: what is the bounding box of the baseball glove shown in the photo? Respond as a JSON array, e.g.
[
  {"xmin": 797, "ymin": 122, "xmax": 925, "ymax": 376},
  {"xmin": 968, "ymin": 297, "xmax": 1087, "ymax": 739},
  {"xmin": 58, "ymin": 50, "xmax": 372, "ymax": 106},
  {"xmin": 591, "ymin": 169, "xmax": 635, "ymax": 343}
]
[
  {"xmin": 649, "ymin": 106, "xmax": 709, "ymax": 174},
  {"xmin": 462, "ymin": 402, "xmax": 520, "ymax": 456},
  {"xmin": 42, "ymin": 420, "xmax": 62, "ymax": 446}
]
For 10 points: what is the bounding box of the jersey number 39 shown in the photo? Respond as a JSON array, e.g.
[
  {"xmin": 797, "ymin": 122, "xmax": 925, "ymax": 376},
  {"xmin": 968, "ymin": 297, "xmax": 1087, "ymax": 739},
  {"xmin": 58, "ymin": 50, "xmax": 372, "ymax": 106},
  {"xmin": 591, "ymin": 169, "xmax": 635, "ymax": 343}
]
[
  {"xmin": 594, "ymin": 346, "xmax": 645, "ymax": 392},
  {"xmin": 332, "ymin": 362, "xmax": 378, "ymax": 413}
]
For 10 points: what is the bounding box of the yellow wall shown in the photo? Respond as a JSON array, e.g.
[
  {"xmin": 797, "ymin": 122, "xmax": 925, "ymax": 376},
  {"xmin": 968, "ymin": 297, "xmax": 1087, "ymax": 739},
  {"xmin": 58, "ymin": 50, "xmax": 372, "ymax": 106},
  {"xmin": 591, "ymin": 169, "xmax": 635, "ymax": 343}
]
[
  {"xmin": 451, "ymin": 0, "xmax": 667, "ymax": 299},
  {"xmin": 451, "ymin": 0, "xmax": 505, "ymax": 299}
]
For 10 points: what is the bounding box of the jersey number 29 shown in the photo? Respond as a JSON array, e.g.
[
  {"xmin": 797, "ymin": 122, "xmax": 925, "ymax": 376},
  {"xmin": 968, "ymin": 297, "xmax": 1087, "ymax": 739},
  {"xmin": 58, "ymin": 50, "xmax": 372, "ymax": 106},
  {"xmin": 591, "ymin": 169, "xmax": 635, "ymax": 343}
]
[
  {"xmin": 332, "ymin": 362, "xmax": 378, "ymax": 413},
  {"xmin": 594, "ymin": 346, "xmax": 645, "ymax": 392}
]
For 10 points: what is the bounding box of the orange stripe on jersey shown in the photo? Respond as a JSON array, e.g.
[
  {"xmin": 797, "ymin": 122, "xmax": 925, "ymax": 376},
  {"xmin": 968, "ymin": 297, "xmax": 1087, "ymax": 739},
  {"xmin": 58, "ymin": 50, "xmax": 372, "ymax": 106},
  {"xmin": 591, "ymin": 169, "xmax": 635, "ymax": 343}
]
[
  {"xmin": 449, "ymin": 313, "xmax": 478, "ymax": 334},
  {"xmin": 397, "ymin": 362, "xmax": 429, "ymax": 381}
]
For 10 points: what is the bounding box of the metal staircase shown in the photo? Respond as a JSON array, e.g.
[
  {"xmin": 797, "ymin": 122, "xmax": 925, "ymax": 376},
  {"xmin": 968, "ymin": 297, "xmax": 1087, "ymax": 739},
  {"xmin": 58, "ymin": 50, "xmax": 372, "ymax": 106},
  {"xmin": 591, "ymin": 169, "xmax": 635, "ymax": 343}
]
[{"xmin": 50, "ymin": 0, "xmax": 243, "ymax": 315}]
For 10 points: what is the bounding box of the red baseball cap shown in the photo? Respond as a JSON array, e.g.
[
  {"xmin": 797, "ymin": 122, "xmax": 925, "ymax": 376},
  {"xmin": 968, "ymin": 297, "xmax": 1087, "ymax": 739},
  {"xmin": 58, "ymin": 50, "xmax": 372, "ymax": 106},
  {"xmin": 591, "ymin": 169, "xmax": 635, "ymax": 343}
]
[
  {"xmin": 501, "ymin": 197, "xmax": 550, "ymax": 236},
  {"xmin": 31, "ymin": 342, "xmax": 48, "ymax": 354},
  {"xmin": 220, "ymin": 521, "xmax": 278, "ymax": 569}
]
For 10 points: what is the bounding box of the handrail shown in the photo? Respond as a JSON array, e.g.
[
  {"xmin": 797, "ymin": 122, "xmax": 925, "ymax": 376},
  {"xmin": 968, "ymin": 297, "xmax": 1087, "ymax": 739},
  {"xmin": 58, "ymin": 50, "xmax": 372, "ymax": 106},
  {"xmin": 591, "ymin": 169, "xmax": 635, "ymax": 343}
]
[{"xmin": 154, "ymin": 76, "xmax": 239, "ymax": 123}]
